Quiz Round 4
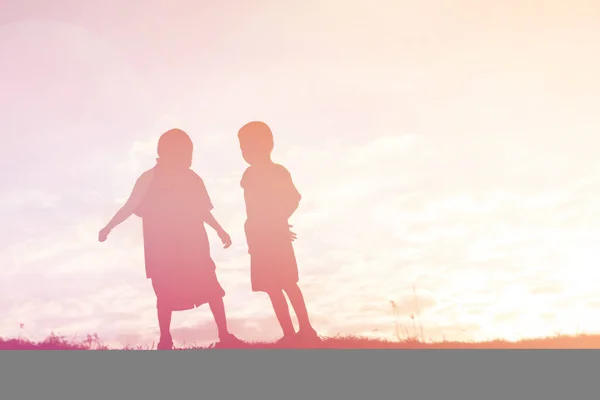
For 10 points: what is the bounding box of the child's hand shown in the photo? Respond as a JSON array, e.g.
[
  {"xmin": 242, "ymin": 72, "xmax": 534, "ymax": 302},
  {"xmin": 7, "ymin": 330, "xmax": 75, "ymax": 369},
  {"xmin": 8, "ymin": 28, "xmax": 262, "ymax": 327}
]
[
  {"xmin": 98, "ymin": 227, "xmax": 111, "ymax": 242},
  {"xmin": 288, "ymin": 225, "xmax": 297, "ymax": 242},
  {"xmin": 218, "ymin": 230, "xmax": 232, "ymax": 249}
]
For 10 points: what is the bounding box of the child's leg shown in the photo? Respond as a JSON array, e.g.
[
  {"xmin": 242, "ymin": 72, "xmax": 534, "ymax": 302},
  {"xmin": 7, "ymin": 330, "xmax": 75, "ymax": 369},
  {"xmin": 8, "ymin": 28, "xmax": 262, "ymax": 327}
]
[
  {"xmin": 208, "ymin": 298, "xmax": 231, "ymax": 339},
  {"xmin": 153, "ymin": 278, "xmax": 173, "ymax": 347},
  {"xmin": 157, "ymin": 306, "xmax": 173, "ymax": 343},
  {"xmin": 283, "ymin": 283, "xmax": 315, "ymax": 333},
  {"xmin": 267, "ymin": 290, "xmax": 296, "ymax": 336}
]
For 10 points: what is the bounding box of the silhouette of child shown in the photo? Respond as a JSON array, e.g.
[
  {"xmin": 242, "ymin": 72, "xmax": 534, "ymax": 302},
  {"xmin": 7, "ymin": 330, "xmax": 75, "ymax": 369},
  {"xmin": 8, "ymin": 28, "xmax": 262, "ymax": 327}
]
[
  {"xmin": 238, "ymin": 121, "xmax": 318, "ymax": 343},
  {"xmin": 98, "ymin": 128, "xmax": 241, "ymax": 350}
]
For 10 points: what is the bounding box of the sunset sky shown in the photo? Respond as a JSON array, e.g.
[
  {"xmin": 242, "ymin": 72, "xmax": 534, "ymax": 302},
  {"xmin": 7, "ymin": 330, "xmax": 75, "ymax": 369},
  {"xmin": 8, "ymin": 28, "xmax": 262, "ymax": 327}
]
[{"xmin": 2, "ymin": 0, "xmax": 600, "ymax": 348}]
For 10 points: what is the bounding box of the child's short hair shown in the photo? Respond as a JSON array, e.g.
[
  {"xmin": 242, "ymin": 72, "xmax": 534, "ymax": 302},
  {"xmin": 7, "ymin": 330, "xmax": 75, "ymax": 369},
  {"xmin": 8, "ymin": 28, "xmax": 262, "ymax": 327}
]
[
  {"xmin": 238, "ymin": 121, "xmax": 274, "ymax": 148},
  {"xmin": 157, "ymin": 128, "xmax": 193, "ymax": 158}
]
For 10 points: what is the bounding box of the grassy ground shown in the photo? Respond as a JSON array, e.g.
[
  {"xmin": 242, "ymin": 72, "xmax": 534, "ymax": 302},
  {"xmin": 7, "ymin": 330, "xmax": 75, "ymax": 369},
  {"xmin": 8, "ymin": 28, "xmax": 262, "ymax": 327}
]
[{"xmin": 2, "ymin": 332, "xmax": 600, "ymax": 350}]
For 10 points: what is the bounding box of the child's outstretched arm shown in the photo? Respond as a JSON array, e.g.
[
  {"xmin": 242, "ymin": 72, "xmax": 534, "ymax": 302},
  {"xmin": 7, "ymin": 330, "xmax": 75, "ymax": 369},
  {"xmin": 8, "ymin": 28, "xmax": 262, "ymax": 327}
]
[
  {"xmin": 98, "ymin": 172, "xmax": 152, "ymax": 242},
  {"xmin": 203, "ymin": 211, "xmax": 232, "ymax": 248}
]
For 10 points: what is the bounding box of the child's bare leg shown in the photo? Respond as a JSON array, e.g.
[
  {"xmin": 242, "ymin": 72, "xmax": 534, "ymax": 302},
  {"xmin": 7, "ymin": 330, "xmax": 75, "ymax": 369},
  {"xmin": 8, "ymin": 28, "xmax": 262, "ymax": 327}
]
[
  {"xmin": 209, "ymin": 297, "xmax": 230, "ymax": 339},
  {"xmin": 157, "ymin": 306, "xmax": 173, "ymax": 345},
  {"xmin": 267, "ymin": 290, "xmax": 295, "ymax": 336},
  {"xmin": 284, "ymin": 283, "xmax": 315, "ymax": 333}
]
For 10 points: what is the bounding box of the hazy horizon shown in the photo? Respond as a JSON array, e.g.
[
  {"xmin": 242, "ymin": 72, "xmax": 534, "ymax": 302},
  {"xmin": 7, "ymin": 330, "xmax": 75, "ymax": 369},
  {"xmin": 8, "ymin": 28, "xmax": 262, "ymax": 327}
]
[{"xmin": 2, "ymin": 0, "xmax": 600, "ymax": 348}]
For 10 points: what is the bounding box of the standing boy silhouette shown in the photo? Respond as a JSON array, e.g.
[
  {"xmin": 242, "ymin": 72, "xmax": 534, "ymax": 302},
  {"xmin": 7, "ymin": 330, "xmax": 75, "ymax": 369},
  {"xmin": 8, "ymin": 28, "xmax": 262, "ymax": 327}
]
[
  {"xmin": 99, "ymin": 128, "xmax": 241, "ymax": 349},
  {"xmin": 238, "ymin": 121, "xmax": 318, "ymax": 343}
]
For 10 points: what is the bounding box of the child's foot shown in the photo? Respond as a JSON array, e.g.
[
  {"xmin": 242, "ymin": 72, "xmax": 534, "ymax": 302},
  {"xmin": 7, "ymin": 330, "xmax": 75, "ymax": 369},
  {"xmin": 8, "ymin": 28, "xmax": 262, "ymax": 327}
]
[
  {"xmin": 156, "ymin": 337, "xmax": 173, "ymax": 350},
  {"xmin": 214, "ymin": 333, "xmax": 245, "ymax": 348},
  {"xmin": 275, "ymin": 333, "xmax": 297, "ymax": 347},
  {"xmin": 296, "ymin": 327, "xmax": 320, "ymax": 342}
]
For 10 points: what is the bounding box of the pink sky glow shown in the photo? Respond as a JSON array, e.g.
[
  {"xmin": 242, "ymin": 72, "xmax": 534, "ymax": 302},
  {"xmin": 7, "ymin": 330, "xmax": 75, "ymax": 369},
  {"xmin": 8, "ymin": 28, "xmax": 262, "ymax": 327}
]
[{"xmin": 2, "ymin": 0, "xmax": 600, "ymax": 348}]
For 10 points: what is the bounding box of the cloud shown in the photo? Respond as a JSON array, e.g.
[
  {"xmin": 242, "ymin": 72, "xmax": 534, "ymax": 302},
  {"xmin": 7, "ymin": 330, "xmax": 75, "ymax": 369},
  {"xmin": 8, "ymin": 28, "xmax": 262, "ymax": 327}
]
[{"xmin": 3, "ymin": 1, "xmax": 600, "ymax": 346}]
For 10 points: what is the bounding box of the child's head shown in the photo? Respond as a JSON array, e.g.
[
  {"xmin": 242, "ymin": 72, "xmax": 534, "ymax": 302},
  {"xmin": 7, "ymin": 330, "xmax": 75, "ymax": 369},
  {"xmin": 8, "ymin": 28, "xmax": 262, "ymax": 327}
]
[
  {"xmin": 238, "ymin": 121, "xmax": 274, "ymax": 165},
  {"xmin": 157, "ymin": 128, "xmax": 194, "ymax": 168}
]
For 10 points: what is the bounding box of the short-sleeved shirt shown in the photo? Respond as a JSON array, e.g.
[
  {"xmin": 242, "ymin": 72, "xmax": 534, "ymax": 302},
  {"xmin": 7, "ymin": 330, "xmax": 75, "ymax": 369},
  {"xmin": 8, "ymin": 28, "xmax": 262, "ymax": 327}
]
[
  {"xmin": 240, "ymin": 163, "xmax": 301, "ymax": 253},
  {"xmin": 135, "ymin": 164, "xmax": 214, "ymax": 279}
]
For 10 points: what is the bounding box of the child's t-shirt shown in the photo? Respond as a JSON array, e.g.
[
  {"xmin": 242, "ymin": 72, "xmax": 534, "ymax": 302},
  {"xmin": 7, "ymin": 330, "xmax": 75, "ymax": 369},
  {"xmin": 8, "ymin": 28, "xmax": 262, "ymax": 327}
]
[
  {"xmin": 240, "ymin": 163, "xmax": 301, "ymax": 252},
  {"xmin": 135, "ymin": 164, "xmax": 214, "ymax": 279}
]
